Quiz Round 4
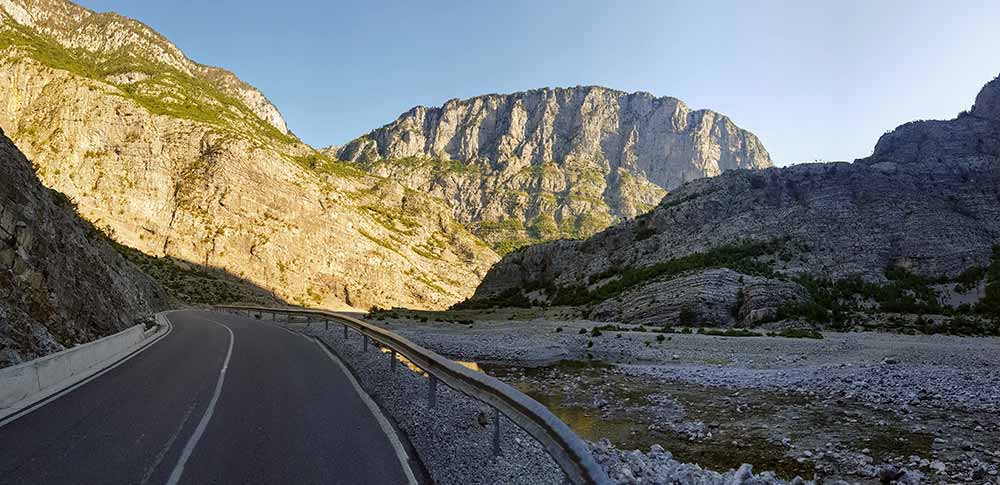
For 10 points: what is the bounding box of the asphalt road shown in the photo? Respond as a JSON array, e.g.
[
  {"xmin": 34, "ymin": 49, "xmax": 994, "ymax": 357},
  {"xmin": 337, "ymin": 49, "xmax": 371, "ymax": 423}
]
[{"xmin": 0, "ymin": 310, "xmax": 412, "ymax": 484}]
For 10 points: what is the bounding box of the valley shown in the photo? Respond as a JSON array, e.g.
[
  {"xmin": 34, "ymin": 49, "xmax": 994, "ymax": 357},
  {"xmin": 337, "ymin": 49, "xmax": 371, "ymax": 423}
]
[
  {"xmin": 367, "ymin": 309, "xmax": 1000, "ymax": 483},
  {"xmin": 0, "ymin": 1, "xmax": 998, "ymax": 484}
]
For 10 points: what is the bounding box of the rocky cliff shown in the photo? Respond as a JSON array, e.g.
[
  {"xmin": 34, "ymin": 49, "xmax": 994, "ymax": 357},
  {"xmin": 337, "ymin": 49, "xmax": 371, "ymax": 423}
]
[
  {"xmin": 0, "ymin": 0, "xmax": 498, "ymax": 311},
  {"xmin": 462, "ymin": 76, "xmax": 1000, "ymax": 328},
  {"xmin": 0, "ymin": 128, "xmax": 166, "ymax": 367},
  {"xmin": 338, "ymin": 87, "xmax": 772, "ymax": 253}
]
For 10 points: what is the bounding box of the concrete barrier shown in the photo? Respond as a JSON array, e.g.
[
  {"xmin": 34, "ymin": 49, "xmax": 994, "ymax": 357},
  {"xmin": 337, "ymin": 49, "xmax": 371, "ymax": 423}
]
[{"xmin": 0, "ymin": 321, "xmax": 160, "ymax": 412}]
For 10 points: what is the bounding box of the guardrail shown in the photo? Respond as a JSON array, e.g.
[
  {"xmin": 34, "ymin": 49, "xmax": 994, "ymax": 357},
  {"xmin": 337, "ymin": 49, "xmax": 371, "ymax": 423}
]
[{"xmin": 215, "ymin": 304, "xmax": 611, "ymax": 485}]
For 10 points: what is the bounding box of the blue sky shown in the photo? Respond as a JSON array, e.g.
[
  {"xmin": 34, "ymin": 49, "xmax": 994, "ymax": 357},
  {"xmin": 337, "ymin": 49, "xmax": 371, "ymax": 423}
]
[{"xmin": 77, "ymin": 0, "xmax": 1000, "ymax": 166}]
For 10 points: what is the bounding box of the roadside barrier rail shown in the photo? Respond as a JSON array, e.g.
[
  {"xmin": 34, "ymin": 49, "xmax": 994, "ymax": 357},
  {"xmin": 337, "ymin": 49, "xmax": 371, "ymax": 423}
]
[{"xmin": 214, "ymin": 304, "xmax": 611, "ymax": 485}]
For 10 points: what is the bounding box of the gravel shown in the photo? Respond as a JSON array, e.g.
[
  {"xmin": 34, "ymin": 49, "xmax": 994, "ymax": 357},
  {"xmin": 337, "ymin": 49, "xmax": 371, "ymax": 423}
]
[
  {"xmin": 298, "ymin": 324, "xmax": 566, "ymax": 485},
  {"xmin": 373, "ymin": 318, "xmax": 1000, "ymax": 483},
  {"xmin": 385, "ymin": 319, "xmax": 1000, "ymax": 413}
]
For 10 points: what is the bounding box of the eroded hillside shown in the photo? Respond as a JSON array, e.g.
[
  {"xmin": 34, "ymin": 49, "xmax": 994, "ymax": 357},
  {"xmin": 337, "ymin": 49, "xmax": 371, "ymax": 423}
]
[
  {"xmin": 0, "ymin": 0, "xmax": 497, "ymax": 310},
  {"xmin": 462, "ymin": 75, "xmax": 1000, "ymax": 331},
  {"xmin": 0, "ymin": 128, "xmax": 166, "ymax": 367}
]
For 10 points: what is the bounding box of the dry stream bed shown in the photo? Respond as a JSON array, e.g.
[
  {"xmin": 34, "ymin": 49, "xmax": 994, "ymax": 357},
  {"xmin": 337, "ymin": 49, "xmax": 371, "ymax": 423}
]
[{"xmin": 373, "ymin": 310, "xmax": 1000, "ymax": 484}]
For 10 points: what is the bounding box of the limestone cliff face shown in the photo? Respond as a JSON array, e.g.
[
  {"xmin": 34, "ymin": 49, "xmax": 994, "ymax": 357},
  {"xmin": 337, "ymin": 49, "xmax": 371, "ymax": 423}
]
[
  {"xmin": 0, "ymin": 128, "xmax": 166, "ymax": 367},
  {"xmin": 338, "ymin": 87, "xmax": 772, "ymax": 253},
  {"xmin": 465, "ymin": 76, "xmax": 1000, "ymax": 325},
  {"xmin": 0, "ymin": 0, "xmax": 497, "ymax": 311},
  {"xmin": 0, "ymin": 0, "xmax": 288, "ymax": 135}
]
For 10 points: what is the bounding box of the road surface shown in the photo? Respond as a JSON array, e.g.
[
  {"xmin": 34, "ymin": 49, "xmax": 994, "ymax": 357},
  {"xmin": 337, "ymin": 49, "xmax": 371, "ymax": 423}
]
[{"xmin": 0, "ymin": 310, "xmax": 413, "ymax": 484}]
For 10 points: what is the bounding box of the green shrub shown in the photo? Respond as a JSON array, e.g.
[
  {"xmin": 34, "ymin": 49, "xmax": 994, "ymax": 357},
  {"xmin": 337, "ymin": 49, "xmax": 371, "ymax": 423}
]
[
  {"xmin": 698, "ymin": 328, "xmax": 762, "ymax": 337},
  {"xmin": 769, "ymin": 329, "xmax": 824, "ymax": 339}
]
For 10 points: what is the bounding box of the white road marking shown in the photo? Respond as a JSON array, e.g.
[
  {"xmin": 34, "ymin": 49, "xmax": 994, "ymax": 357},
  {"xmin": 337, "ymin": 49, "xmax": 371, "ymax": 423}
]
[
  {"xmin": 312, "ymin": 337, "xmax": 419, "ymax": 485},
  {"xmin": 140, "ymin": 399, "xmax": 199, "ymax": 485},
  {"xmin": 165, "ymin": 316, "xmax": 235, "ymax": 485}
]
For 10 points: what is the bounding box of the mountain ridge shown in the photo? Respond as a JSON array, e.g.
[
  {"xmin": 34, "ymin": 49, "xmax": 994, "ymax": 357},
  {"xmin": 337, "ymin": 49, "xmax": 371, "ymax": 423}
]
[
  {"xmin": 0, "ymin": 0, "xmax": 290, "ymax": 135},
  {"xmin": 462, "ymin": 75, "xmax": 1000, "ymax": 329},
  {"xmin": 338, "ymin": 85, "xmax": 772, "ymax": 253},
  {"xmin": 0, "ymin": 0, "xmax": 498, "ymax": 312}
]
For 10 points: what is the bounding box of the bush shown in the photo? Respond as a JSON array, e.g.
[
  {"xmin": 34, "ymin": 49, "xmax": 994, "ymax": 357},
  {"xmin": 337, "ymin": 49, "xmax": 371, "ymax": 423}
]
[
  {"xmin": 555, "ymin": 327, "xmax": 563, "ymax": 333},
  {"xmin": 656, "ymin": 334, "xmax": 666, "ymax": 342},
  {"xmin": 698, "ymin": 328, "xmax": 762, "ymax": 337},
  {"xmin": 769, "ymin": 329, "xmax": 824, "ymax": 339},
  {"xmin": 678, "ymin": 306, "xmax": 698, "ymax": 326}
]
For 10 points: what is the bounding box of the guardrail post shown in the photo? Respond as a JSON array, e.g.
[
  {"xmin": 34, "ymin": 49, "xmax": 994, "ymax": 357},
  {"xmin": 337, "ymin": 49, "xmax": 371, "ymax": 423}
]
[
  {"xmin": 493, "ymin": 408, "xmax": 502, "ymax": 456},
  {"xmin": 428, "ymin": 375, "xmax": 437, "ymax": 409},
  {"xmin": 363, "ymin": 335, "xmax": 369, "ymax": 352},
  {"xmin": 343, "ymin": 324, "xmax": 348, "ymax": 339},
  {"xmin": 390, "ymin": 350, "xmax": 397, "ymax": 372},
  {"xmin": 325, "ymin": 319, "xmax": 329, "ymax": 331}
]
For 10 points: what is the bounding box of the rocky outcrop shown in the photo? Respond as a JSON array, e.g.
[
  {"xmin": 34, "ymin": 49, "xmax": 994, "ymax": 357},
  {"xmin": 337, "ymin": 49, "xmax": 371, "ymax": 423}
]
[
  {"xmin": 0, "ymin": 0, "xmax": 498, "ymax": 311},
  {"xmin": 0, "ymin": 128, "xmax": 166, "ymax": 367},
  {"xmin": 464, "ymin": 75, "xmax": 1000, "ymax": 325},
  {"xmin": 0, "ymin": 0, "xmax": 288, "ymax": 135},
  {"xmin": 591, "ymin": 269, "xmax": 808, "ymax": 326},
  {"xmin": 338, "ymin": 87, "xmax": 771, "ymax": 252}
]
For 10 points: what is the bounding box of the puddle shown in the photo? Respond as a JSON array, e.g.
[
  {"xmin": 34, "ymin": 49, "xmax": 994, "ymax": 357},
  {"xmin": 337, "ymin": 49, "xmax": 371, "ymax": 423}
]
[{"xmin": 479, "ymin": 360, "xmax": 823, "ymax": 480}]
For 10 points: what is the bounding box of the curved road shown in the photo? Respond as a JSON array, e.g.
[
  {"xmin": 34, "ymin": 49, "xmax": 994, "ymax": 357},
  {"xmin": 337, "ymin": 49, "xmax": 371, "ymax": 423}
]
[{"xmin": 0, "ymin": 310, "xmax": 413, "ymax": 484}]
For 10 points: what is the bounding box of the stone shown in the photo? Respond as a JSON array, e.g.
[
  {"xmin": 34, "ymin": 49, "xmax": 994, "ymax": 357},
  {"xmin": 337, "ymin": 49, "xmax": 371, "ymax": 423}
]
[
  {"xmin": 929, "ymin": 460, "xmax": 947, "ymax": 473},
  {"xmin": 0, "ymin": 204, "xmax": 14, "ymax": 238},
  {"xmin": 14, "ymin": 223, "xmax": 31, "ymax": 250},
  {"xmin": 729, "ymin": 463, "xmax": 752, "ymax": 484},
  {"xmin": 0, "ymin": 246, "xmax": 14, "ymax": 268}
]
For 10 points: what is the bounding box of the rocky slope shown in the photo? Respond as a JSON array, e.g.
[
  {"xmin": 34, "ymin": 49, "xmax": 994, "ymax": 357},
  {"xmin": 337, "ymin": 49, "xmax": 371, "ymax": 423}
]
[
  {"xmin": 338, "ymin": 87, "xmax": 772, "ymax": 253},
  {"xmin": 462, "ymin": 75, "xmax": 1000, "ymax": 328},
  {"xmin": 0, "ymin": 127, "xmax": 166, "ymax": 367},
  {"xmin": 0, "ymin": 0, "xmax": 497, "ymax": 311}
]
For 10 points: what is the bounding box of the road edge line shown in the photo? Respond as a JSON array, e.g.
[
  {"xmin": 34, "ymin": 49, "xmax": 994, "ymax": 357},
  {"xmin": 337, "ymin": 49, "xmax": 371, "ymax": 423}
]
[
  {"xmin": 0, "ymin": 311, "xmax": 175, "ymax": 429},
  {"xmin": 311, "ymin": 336, "xmax": 420, "ymax": 485}
]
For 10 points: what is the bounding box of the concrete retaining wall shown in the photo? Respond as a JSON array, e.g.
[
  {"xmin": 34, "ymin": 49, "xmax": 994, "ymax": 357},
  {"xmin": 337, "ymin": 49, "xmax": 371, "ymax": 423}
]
[{"xmin": 0, "ymin": 324, "xmax": 150, "ymax": 410}]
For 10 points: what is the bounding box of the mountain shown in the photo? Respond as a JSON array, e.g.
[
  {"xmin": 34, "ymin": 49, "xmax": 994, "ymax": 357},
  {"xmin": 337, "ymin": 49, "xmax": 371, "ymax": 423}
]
[
  {"xmin": 460, "ymin": 75, "xmax": 1000, "ymax": 330},
  {"xmin": 337, "ymin": 87, "xmax": 772, "ymax": 253},
  {"xmin": 0, "ymin": 0, "xmax": 497, "ymax": 311},
  {"xmin": 0, "ymin": 128, "xmax": 166, "ymax": 367}
]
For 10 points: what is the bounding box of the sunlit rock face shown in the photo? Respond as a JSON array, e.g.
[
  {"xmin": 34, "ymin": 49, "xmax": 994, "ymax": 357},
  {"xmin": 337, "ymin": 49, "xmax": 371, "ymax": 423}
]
[
  {"xmin": 338, "ymin": 86, "xmax": 771, "ymax": 253},
  {"xmin": 0, "ymin": 0, "xmax": 498, "ymax": 312},
  {"xmin": 464, "ymin": 76, "xmax": 1000, "ymax": 325},
  {"xmin": 0, "ymin": 128, "xmax": 167, "ymax": 367}
]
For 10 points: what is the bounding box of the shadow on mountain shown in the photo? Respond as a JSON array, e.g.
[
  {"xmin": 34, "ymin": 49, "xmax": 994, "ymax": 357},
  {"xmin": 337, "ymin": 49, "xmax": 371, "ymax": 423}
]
[{"xmin": 106, "ymin": 238, "xmax": 288, "ymax": 308}]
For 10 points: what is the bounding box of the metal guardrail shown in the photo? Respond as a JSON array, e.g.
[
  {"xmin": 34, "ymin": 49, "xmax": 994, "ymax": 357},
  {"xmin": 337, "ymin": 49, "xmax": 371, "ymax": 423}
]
[{"xmin": 215, "ymin": 305, "xmax": 611, "ymax": 485}]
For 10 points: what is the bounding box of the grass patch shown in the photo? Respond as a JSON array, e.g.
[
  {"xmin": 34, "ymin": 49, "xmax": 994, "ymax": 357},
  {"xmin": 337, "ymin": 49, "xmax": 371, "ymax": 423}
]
[{"xmin": 1, "ymin": 19, "xmax": 296, "ymax": 145}]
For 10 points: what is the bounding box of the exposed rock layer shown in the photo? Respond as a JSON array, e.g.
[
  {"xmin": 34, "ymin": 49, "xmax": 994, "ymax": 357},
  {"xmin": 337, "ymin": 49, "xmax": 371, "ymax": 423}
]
[
  {"xmin": 0, "ymin": 0, "xmax": 497, "ymax": 311},
  {"xmin": 0, "ymin": 128, "xmax": 165, "ymax": 367},
  {"xmin": 338, "ymin": 87, "xmax": 772, "ymax": 252},
  {"xmin": 466, "ymin": 76, "xmax": 1000, "ymax": 324}
]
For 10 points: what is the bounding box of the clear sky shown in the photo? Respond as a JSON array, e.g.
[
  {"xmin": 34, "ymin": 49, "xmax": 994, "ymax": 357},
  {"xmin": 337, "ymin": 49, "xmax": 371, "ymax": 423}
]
[{"xmin": 76, "ymin": 0, "xmax": 1000, "ymax": 166}]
